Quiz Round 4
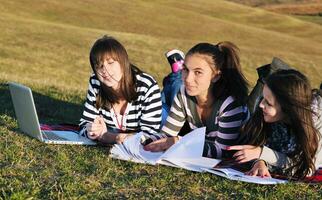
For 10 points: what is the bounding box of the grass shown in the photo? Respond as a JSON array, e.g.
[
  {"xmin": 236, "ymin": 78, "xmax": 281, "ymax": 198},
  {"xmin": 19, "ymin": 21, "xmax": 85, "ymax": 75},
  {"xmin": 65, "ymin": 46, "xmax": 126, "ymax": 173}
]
[
  {"xmin": 226, "ymin": 0, "xmax": 322, "ymax": 7},
  {"xmin": 228, "ymin": 0, "xmax": 322, "ymax": 26},
  {"xmin": 0, "ymin": 0, "xmax": 322, "ymax": 199},
  {"xmin": 295, "ymin": 14, "xmax": 322, "ymax": 25},
  {"xmin": 1, "ymin": 83, "xmax": 322, "ymax": 199}
]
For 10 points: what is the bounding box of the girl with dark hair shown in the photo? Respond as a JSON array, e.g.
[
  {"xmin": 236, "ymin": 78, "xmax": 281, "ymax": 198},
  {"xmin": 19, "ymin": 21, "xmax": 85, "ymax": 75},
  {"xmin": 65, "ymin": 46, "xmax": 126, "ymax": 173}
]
[
  {"xmin": 228, "ymin": 69, "xmax": 322, "ymax": 179},
  {"xmin": 79, "ymin": 35, "xmax": 163, "ymax": 144},
  {"xmin": 144, "ymin": 42, "xmax": 250, "ymax": 159}
]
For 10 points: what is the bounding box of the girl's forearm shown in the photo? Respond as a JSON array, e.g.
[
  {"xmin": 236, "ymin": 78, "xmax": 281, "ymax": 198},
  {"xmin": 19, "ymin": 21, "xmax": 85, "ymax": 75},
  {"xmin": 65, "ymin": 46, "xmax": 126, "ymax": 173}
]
[{"xmin": 98, "ymin": 132, "xmax": 134, "ymax": 144}]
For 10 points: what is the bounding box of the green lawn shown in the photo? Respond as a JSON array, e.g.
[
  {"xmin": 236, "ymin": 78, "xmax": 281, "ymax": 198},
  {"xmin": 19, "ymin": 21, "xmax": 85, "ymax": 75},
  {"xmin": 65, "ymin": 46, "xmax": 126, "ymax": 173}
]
[
  {"xmin": 1, "ymin": 0, "xmax": 322, "ymax": 199},
  {"xmin": 1, "ymin": 83, "xmax": 321, "ymax": 199}
]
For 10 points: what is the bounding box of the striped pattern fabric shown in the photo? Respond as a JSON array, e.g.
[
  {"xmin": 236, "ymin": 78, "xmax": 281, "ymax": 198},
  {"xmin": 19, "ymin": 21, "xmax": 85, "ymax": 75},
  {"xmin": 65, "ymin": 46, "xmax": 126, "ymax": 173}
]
[
  {"xmin": 161, "ymin": 86, "xmax": 250, "ymax": 159},
  {"xmin": 79, "ymin": 72, "xmax": 163, "ymax": 141}
]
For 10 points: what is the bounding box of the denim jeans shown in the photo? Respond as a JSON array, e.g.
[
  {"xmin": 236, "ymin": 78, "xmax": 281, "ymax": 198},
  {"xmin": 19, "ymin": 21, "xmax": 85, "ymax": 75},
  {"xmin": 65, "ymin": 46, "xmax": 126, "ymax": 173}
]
[{"xmin": 161, "ymin": 71, "xmax": 183, "ymax": 125}]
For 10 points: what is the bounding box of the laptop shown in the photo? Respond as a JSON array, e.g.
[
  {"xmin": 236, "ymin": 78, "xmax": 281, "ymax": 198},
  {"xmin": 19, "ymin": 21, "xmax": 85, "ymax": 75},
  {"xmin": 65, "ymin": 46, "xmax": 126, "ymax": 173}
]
[{"xmin": 8, "ymin": 82, "xmax": 96, "ymax": 145}]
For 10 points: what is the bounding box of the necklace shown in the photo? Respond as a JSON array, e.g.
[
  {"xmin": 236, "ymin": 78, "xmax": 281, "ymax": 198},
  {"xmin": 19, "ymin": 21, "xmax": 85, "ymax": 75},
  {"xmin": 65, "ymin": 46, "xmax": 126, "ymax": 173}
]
[{"xmin": 112, "ymin": 105, "xmax": 126, "ymax": 131}]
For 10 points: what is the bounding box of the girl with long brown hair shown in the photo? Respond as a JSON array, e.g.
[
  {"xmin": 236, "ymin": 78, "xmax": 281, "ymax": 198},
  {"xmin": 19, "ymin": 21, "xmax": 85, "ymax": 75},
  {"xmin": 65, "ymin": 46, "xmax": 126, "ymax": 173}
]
[
  {"xmin": 228, "ymin": 69, "xmax": 322, "ymax": 179},
  {"xmin": 144, "ymin": 42, "xmax": 250, "ymax": 159},
  {"xmin": 79, "ymin": 35, "xmax": 163, "ymax": 144}
]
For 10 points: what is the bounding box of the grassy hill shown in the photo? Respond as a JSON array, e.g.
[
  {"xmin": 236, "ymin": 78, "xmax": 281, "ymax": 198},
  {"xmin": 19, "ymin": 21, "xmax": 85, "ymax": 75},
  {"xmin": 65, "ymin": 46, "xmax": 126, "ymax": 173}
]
[
  {"xmin": 227, "ymin": 0, "xmax": 322, "ymax": 25},
  {"xmin": 1, "ymin": 0, "xmax": 322, "ymax": 88},
  {"xmin": 227, "ymin": 0, "xmax": 321, "ymax": 6},
  {"xmin": 1, "ymin": 0, "xmax": 322, "ymax": 199}
]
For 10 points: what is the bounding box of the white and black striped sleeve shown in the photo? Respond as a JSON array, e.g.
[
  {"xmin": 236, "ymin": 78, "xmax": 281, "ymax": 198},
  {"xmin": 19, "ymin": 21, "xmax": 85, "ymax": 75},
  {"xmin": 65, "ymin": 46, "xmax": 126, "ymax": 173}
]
[
  {"xmin": 160, "ymin": 89, "xmax": 186, "ymax": 137},
  {"xmin": 79, "ymin": 75, "xmax": 100, "ymax": 138},
  {"xmin": 138, "ymin": 74, "xmax": 163, "ymax": 140}
]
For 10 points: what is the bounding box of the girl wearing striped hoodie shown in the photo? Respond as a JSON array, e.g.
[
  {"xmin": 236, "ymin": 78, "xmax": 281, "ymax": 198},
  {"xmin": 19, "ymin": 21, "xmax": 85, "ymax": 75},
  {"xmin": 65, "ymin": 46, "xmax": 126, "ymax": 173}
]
[{"xmin": 144, "ymin": 42, "xmax": 250, "ymax": 159}]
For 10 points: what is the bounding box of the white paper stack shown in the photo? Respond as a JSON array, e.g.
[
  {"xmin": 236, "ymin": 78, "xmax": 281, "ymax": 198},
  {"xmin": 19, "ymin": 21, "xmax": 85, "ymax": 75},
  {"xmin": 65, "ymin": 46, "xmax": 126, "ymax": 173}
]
[
  {"xmin": 110, "ymin": 127, "xmax": 220, "ymax": 171},
  {"xmin": 109, "ymin": 127, "xmax": 288, "ymax": 184}
]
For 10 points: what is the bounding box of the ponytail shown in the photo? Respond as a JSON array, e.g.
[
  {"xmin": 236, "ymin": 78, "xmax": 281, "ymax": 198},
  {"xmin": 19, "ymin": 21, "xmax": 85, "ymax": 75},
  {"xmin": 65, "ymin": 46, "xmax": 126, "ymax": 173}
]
[{"xmin": 216, "ymin": 42, "xmax": 248, "ymax": 104}]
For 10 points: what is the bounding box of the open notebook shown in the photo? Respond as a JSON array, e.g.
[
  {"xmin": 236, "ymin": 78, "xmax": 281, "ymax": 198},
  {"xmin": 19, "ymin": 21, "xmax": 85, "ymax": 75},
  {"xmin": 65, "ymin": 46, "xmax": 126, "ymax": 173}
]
[
  {"xmin": 110, "ymin": 127, "xmax": 220, "ymax": 171},
  {"xmin": 109, "ymin": 127, "xmax": 287, "ymax": 184},
  {"xmin": 202, "ymin": 168, "xmax": 287, "ymax": 184}
]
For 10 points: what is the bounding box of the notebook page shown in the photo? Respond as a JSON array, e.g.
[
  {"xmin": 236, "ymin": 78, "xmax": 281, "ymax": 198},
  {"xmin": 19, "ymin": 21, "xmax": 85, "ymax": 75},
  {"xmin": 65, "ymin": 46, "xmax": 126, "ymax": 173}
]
[{"xmin": 160, "ymin": 127, "xmax": 206, "ymax": 161}]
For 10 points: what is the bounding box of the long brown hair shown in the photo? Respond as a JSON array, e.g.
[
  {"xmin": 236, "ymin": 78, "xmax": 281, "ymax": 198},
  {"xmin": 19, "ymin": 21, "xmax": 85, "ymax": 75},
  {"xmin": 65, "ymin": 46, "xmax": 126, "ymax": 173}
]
[
  {"xmin": 186, "ymin": 42, "xmax": 249, "ymax": 104},
  {"xmin": 89, "ymin": 35, "xmax": 140, "ymax": 109},
  {"xmin": 241, "ymin": 69, "xmax": 320, "ymax": 179}
]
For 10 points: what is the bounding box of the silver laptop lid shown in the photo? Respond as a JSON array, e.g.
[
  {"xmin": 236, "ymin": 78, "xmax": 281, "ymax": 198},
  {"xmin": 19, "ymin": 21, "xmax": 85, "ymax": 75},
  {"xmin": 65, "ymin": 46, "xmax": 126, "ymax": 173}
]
[{"xmin": 8, "ymin": 82, "xmax": 43, "ymax": 141}]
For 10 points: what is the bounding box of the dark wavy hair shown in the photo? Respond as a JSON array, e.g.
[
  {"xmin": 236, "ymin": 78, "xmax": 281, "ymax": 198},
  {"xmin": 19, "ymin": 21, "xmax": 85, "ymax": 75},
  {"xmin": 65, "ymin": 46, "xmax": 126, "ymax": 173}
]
[
  {"xmin": 186, "ymin": 42, "xmax": 249, "ymax": 104},
  {"xmin": 89, "ymin": 35, "xmax": 141, "ymax": 109},
  {"xmin": 241, "ymin": 69, "xmax": 320, "ymax": 179}
]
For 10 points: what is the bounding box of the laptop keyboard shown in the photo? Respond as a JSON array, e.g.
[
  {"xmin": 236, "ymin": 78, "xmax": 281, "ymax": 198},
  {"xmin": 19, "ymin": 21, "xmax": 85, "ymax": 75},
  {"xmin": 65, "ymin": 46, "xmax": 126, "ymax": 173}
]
[{"xmin": 42, "ymin": 131, "xmax": 66, "ymax": 141}]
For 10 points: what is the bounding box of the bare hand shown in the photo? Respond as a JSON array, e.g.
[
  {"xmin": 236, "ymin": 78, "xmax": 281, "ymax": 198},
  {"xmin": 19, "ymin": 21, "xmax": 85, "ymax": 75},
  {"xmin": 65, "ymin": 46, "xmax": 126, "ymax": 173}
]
[
  {"xmin": 245, "ymin": 160, "xmax": 271, "ymax": 178},
  {"xmin": 86, "ymin": 116, "xmax": 107, "ymax": 140},
  {"xmin": 143, "ymin": 137, "xmax": 179, "ymax": 152},
  {"xmin": 226, "ymin": 145, "xmax": 262, "ymax": 163}
]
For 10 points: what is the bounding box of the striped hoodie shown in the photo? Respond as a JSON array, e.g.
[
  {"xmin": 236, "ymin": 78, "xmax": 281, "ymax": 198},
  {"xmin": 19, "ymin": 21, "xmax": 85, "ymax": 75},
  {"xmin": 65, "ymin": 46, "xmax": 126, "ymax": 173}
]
[
  {"xmin": 161, "ymin": 86, "xmax": 250, "ymax": 159},
  {"xmin": 79, "ymin": 72, "xmax": 163, "ymax": 141}
]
